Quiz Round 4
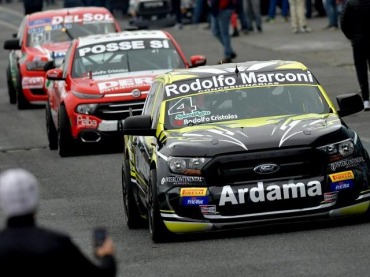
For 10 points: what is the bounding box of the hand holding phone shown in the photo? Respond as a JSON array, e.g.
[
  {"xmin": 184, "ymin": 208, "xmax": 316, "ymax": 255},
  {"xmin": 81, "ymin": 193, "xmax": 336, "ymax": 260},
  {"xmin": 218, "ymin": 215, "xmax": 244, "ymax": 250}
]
[{"xmin": 93, "ymin": 227, "xmax": 107, "ymax": 248}]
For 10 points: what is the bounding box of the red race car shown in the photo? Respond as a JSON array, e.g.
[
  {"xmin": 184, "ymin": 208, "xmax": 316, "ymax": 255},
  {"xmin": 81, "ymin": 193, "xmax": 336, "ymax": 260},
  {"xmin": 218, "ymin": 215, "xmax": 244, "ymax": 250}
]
[
  {"xmin": 3, "ymin": 7, "xmax": 121, "ymax": 109},
  {"xmin": 45, "ymin": 30, "xmax": 206, "ymax": 157}
]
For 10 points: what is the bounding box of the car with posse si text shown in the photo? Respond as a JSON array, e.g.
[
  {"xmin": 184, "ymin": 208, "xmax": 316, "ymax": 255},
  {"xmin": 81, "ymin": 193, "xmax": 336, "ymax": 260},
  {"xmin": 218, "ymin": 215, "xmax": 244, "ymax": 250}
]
[
  {"xmin": 44, "ymin": 30, "xmax": 206, "ymax": 157},
  {"xmin": 3, "ymin": 7, "xmax": 121, "ymax": 109},
  {"xmin": 121, "ymin": 60, "xmax": 370, "ymax": 242}
]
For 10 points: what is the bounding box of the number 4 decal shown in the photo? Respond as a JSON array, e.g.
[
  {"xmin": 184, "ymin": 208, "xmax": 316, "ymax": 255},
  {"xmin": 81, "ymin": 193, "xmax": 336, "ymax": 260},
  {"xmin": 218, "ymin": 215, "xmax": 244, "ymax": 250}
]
[{"xmin": 168, "ymin": 97, "xmax": 196, "ymax": 115}]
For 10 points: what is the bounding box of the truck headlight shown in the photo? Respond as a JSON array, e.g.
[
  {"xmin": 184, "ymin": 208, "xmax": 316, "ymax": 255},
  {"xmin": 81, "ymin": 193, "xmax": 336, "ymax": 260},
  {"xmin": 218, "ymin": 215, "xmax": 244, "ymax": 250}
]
[
  {"xmin": 72, "ymin": 91, "xmax": 104, "ymax": 99},
  {"xmin": 76, "ymin": 104, "xmax": 98, "ymax": 115},
  {"xmin": 317, "ymin": 139, "xmax": 355, "ymax": 157},
  {"xmin": 26, "ymin": 60, "xmax": 48, "ymax": 71},
  {"xmin": 168, "ymin": 157, "xmax": 210, "ymax": 175}
]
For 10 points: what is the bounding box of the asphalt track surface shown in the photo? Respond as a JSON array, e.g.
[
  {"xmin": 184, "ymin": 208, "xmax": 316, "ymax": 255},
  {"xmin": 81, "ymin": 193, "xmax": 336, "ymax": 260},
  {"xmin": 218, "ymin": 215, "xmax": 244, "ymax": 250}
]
[{"xmin": 1, "ymin": 2, "xmax": 370, "ymax": 276}]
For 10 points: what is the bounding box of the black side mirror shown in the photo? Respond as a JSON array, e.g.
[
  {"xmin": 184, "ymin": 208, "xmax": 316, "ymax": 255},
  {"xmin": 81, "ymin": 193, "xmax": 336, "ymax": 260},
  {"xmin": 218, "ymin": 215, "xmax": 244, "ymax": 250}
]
[
  {"xmin": 123, "ymin": 115, "xmax": 156, "ymax": 136},
  {"xmin": 44, "ymin": 60, "xmax": 56, "ymax": 72},
  {"xmin": 4, "ymin": 39, "xmax": 21, "ymax": 50},
  {"xmin": 337, "ymin": 93, "xmax": 364, "ymax": 117}
]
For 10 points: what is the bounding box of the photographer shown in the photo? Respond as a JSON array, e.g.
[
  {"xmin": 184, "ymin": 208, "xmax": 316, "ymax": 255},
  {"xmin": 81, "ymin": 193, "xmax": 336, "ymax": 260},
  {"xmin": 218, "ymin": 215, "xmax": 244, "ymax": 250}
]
[{"xmin": 0, "ymin": 168, "xmax": 116, "ymax": 277}]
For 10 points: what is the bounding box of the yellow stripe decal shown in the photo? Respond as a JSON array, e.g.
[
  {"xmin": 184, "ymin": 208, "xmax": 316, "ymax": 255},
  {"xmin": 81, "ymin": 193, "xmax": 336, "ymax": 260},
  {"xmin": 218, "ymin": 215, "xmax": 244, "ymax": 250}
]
[
  {"xmin": 329, "ymin": 201, "xmax": 370, "ymax": 217},
  {"xmin": 164, "ymin": 221, "xmax": 213, "ymax": 233},
  {"xmin": 160, "ymin": 210, "xmax": 175, "ymax": 213}
]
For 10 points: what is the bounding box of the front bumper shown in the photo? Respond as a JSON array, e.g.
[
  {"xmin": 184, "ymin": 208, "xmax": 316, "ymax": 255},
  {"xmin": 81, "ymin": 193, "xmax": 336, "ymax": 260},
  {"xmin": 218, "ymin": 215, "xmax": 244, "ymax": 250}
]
[
  {"xmin": 70, "ymin": 97, "xmax": 146, "ymax": 140},
  {"xmin": 98, "ymin": 119, "xmax": 124, "ymax": 132},
  {"xmin": 153, "ymin": 152, "xmax": 370, "ymax": 234},
  {"xmin": 21, "ymin": 74, "xmax": 47, "ymax": 103},
  {"xmin": 161, "ymin": 194, "xmax": 370, "ymax": 234},
  {"xmin": 78, "ymin": 119, "xmax": 124, "ymax": 143}
]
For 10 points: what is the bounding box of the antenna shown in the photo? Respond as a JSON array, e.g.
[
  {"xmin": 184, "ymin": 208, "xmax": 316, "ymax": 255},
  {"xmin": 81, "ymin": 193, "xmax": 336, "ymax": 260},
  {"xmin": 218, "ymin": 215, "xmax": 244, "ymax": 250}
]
[{"xmin": 235, "ymin": 63, "xmax": 239, "ymax": 77}]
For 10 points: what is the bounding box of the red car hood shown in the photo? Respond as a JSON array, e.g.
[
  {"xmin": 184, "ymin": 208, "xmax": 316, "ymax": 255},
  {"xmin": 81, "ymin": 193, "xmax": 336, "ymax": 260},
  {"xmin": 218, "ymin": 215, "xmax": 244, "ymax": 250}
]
[
  {"xmin": 26, "ymin": 41, "xmax": 70, "ymax": 60},
  {"xmin": 73, "ymin": 70, "xmax": 170, "ymax": 95}
]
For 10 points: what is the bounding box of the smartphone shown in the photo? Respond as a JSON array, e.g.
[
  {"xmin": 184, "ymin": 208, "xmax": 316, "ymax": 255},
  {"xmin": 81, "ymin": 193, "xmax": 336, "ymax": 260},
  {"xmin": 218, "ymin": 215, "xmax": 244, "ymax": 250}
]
[{"xmin": 93, "ymin": 227, "xmax": 107, "ymax": 247}]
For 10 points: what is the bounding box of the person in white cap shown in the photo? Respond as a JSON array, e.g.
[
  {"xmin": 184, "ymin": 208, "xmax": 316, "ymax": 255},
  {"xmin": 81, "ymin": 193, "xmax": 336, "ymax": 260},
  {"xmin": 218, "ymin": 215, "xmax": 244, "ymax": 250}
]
[{"xmin": 0, "ymin": 168, "xmax": 117, "ymax": 277}]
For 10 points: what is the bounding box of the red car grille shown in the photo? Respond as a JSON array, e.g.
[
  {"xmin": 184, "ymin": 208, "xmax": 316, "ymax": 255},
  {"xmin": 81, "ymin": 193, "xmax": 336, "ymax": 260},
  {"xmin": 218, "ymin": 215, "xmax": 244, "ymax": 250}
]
[{"xmin": 93, "ymin": 100, "xmax": 145, "ymax": 120}]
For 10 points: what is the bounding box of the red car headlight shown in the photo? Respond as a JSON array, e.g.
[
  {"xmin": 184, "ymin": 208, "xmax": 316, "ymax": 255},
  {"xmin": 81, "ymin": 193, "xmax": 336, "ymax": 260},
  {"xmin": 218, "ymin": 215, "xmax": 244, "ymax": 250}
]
[{"xmin": 26, "ymin": 60, "xmax": 48, "ymax": 71}]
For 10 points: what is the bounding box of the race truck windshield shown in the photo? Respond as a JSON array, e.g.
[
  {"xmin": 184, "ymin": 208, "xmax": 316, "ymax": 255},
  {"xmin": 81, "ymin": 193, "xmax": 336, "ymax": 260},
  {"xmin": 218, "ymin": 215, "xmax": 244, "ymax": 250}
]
[
  {"xmin": 27, "ymin": 22, "xmax": 116, "ymax": 47},
  {"xmin": 71, "ymin": 39, "xmax": 186, "ymax": 78},
  {"xmin": 164, "ymin": 85, "xmax": 331, "ymax": 129}
]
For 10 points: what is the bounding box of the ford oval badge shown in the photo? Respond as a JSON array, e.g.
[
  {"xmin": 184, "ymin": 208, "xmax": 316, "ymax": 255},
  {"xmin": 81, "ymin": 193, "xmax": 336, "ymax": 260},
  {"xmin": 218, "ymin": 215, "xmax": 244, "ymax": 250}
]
[{"xmin": 254, "ymin": 164, "xmax": 280, "ymax": 174}]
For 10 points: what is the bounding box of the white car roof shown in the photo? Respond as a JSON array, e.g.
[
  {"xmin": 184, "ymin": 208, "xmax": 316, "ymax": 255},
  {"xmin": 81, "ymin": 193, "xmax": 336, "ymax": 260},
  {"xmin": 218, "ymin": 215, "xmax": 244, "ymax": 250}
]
[{"xmin": 77, "ymin": 30, "xmax": 169, "ymax": 47}]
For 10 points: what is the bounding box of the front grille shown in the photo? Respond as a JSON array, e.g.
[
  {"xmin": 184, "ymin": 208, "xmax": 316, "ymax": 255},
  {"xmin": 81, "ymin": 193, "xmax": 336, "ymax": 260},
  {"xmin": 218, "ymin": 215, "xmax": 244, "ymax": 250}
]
[
  {"xmin": 30, "ymin": 89, "xmax": 45, "ymax": 95},
  {"xmin": 200, "ymin": 147, "xmax": 327, "ymax": 215},
  {"xmin": 203, "ymin": 147, "xmax": 326, "ymax": 186},
  {"xmin": 138, "ymin": 1, "xmax": 170, "ymax": 16},
  {"xmin": 93, "ymin": 100, "xmax": 145, "ymax": 120}
]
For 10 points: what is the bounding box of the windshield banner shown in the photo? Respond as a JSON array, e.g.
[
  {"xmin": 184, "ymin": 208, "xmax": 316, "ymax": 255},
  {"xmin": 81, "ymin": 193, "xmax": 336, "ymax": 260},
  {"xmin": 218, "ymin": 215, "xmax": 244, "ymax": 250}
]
[
  {"xmin": 164, "ymin": 71, "xmax": 316, "ymax": 98},
  {"xmin": 78, "ymin": 40, "xmax": 170, "ymax": 56}
]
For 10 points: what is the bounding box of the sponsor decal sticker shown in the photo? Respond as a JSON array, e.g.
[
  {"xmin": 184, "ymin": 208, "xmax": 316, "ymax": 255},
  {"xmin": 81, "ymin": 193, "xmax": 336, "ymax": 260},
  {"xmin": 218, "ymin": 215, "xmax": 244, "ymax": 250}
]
[
  {"xmin": 328, "ymin": 155, "xmax": 342, "ymax": 162},
  {"xmin": 200, "ymin": 205, "xmax": 217, "ymax": 215},
  {"xmin": 22, "ymin": 77, "xmax": 44, "ymax": 89},
  {"xmin": 167, "ymin": 96, "xmax": 239, "ymax": 126},
  {"xmin": 181, "ymin": 196, "xmax": 208, "ymax": 206},
  {"xmin": 28, "ymin": 24, "xmax": 72, "ymax": 34},
  {"xmin": 53, "ymin": 52, "xmax": 65, "ymax": 58},
  {"xmin": 175, "ymin": 110, "xmax": 211, "ymax": 120},
  {"xmin": 329, "ymin": 157, "xmax": 365, "ymax": 171},
  {"xmin": 28, "ymin": 18, "xmax": 52, "ymax": 28},
  {"xmin": 78, "ymin": 40, "xmax": 170, "ymax": 56},
  {"xmin": 180, "ymin": 187, "xmax": 207, "ymax": 197},
  {"xmin": 160, "ymin": 176, "xmax": 204, "ymax": 185},
  {"xmin": 324, "ymin": 192, "xmax": 338, "ymax": 203},
  {"xmin": 76, "ymin": 115, "xmax": 98, "ymax": 128},
  {"xmin": 51, "ymin": 14, "xmax": 114, "ymax": 25},
  {"xmin": 182, "ymin": 114, "xmax": 238, "ymax": 126},
  {"xmin": 164, "ymin": 71, "xmax": 315, "ymax": 98},
  {"xmin": 173, "ymin": 119, "xmax": 184, "ymax": 126},
  {"xmin": 330, "ymin": 180, "xmax": 354, "ymax": 191},
  {"xmin": 329, "ymin": 171, "xmax": 354, "ymax": 182},
  {"xmin": 219, "ymin": 180, "xmax": 322, "ymax": 206},
  {"xmin": 88, "ymin": 69, "xmax": 128, "ymax": 77},
  {"xmin": 97, "ymin": 78, "xmax": 153, "ymax": 93}
]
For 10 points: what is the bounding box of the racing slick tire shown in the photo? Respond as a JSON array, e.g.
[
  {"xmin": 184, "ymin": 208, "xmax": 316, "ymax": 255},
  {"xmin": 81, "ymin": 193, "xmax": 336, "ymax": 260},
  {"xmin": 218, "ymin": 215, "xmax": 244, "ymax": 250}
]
[
  {"xmin": 46, "ymin": 101, "xmax": 58, "ymax": 150},
  {"xmin": 148, "ymin": 169, "xmax": 172, "ymax": 243},
  {"xmin": 58, "ymin": 105, "xmax": 76, "ymax": 157},
  {"xmin": 16, "ymin": 71, "xmax": 29, "ymax": 110},
  {"xmin": 6, "ymin": 65, "xmax": 16, "ymax": 104},
  {"xmin": 122, "ymin": 158, "xmax": 146, "ymax": 228}
]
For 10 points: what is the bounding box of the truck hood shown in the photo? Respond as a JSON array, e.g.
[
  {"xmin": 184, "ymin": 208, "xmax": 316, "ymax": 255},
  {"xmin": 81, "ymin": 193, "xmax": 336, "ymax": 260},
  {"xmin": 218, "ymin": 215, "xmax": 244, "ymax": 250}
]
[
  {"xmin": 27, "ymin": 42, "xmax": 70, "ymax": 60},
  {"xmin": 160, "ymin": 114, "xmax": 350, "ymax": 157},
  {"xmin": 73, "ymin": 70, "xmax": 169, "ymax": 95}
]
